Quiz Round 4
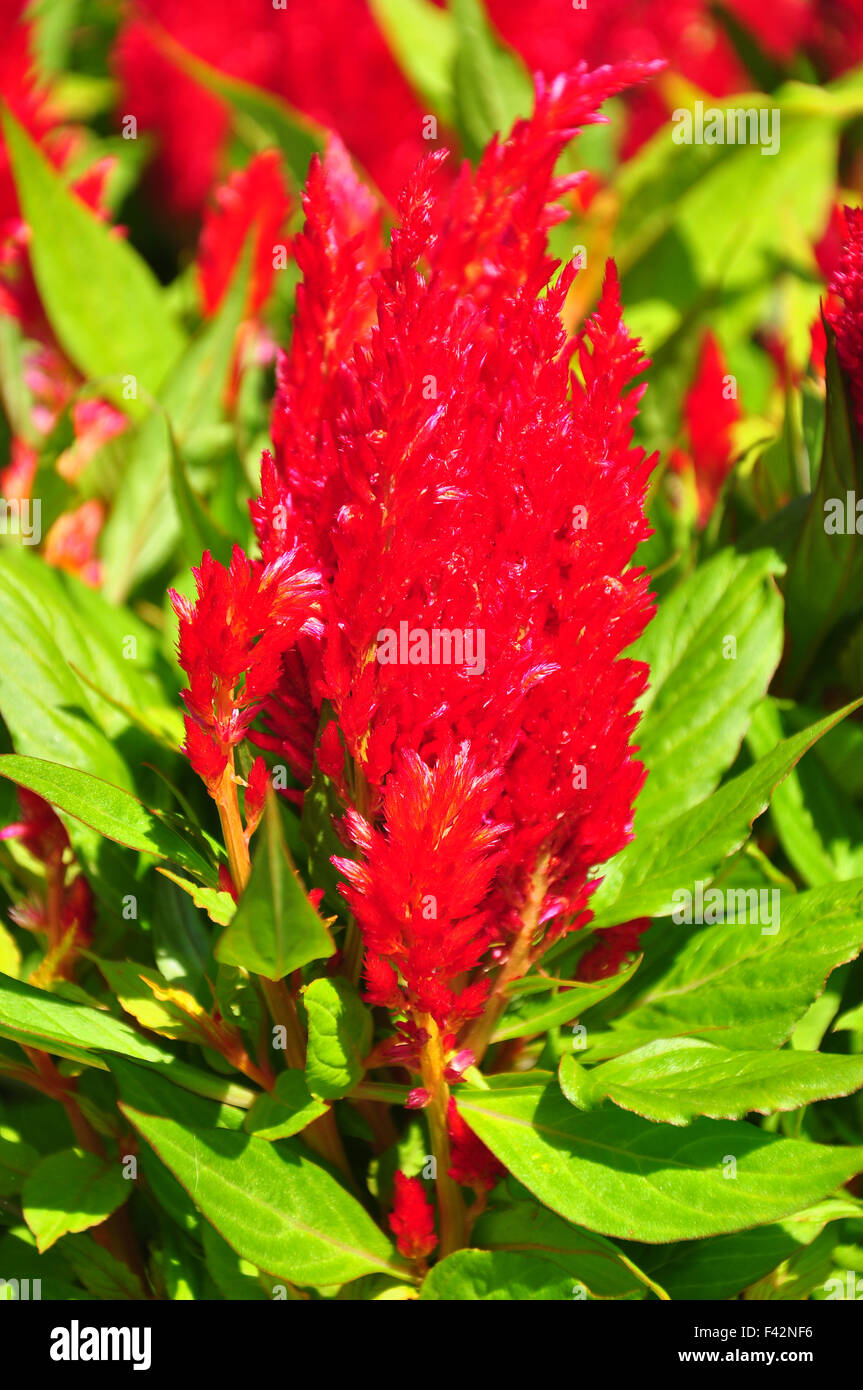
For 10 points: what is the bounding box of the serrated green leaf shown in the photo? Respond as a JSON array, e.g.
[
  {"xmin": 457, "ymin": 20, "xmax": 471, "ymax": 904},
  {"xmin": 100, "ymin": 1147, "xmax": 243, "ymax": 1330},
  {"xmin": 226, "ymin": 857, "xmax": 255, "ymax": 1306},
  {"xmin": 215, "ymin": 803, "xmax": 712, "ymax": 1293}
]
[
  {"xmin": 304, "ymin": 978, "xmax": 372, "ymax": 1099},
  {"xmin": 22, "ymin": 1149, "xmax": 129, "ymax": 1253},
  {"xmin": 560, "ymin": 1039, "xmax": 863, "ymax": 1126},
  {"xmin": 121, "ymin": 1106, "xmax": 407, "ymax": 1287},
  {"xmin": 0, "ymin": 105, "xmax": 185, "ymax": 412},
  {"xmin": 215, "ymin": 791, "xmax": 335, "ymax": 980},
  {"xmin": 457, "ymin": 1080, "xmax": 863, "ymax": 1242}
]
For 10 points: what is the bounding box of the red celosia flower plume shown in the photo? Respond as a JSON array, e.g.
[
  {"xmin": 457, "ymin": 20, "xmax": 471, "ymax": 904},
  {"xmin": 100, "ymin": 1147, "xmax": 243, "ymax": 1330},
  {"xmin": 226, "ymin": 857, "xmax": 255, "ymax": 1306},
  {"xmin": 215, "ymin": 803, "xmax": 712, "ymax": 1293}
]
[
  {"xmin": 670, "ymin": 331, "xmax": 741, "ymax": 526},
  {"xmin": 197, "ymin": 149, "xmax": 291, "ymax": 319},
  {"xmin": 388, "ymin": 1171, "xmax": 437, "ymax": 1262},
  {"xmin": 170, "ymin": 546, "xmax": 321, "ymax": 805},
  {"xmin": 335, "ymin": 744, "xmax": 507, "ymax": 1049},
  {"xmin": 825, "ymin": 205, "xmax": 863, "ymax": 437},
  {"xmin": 240, "ymin": 63, "xmax": 659, "ymax": 1068}
]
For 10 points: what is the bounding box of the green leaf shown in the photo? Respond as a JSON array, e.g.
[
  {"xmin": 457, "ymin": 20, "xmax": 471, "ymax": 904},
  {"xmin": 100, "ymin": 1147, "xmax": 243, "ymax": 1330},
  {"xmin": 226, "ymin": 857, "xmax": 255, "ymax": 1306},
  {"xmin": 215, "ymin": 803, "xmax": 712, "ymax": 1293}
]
[
  {"xmin": 0, "ymin": 1130, "xmax": 39, "ymax": 1196},
  {"xmin": 634, "ymin": 1199, "xmax": 861, "ymax": 1301},
  {"xmin": 492, "ymin": 955, "xmax": 641, "ymax": 1042},
  {"xmin": 61, "ymin": 1234, "xmax": 148, "ymax": 1301},
  {"xmin": 593, "ymin": 880, "xmax": 863, "ymax": 1052},
  {"xmin": 157, "ymin": 869, "xmax": 237, "ymax": 927},
  {"xmin": 632, "ymin": 547, "xmax": 784, "ymax": 829},
  {"xmin": 591, "ymin": 701, "xmax": 862, "ymax": 926},
  {"xmin": 783, "ymin": 325, "xmax": 863, "ymax": 689},
  {"xmin": 450, "ymin": 0, "xmax": 533, "ymax": 160},
  {"xmin": 0, "ymin": 755, "xmax": 215, "ymax": 884},
  {"xmin": 304, "ymin": 978, "xmax": 372, "ymax": 1100},
  {"xmin": 201, "ymin": 1222, "xmax": 268, "ymax": 1301},
  {"xmin": 0, "ymin": 106, "xmax": 185, "ymax": 412},
  {"xmin": 22, "ymin": 1149, "xmax": 129, "ymax": 1253},
  {"xmin": 100, "ymin": 245, "xmax": 251, "ymax": 601},
  {"xmin": 121, "ymin": 1107, "xmax": 407, "ymax": 1287},
  {"xmin": 370, "ymin": 0, "xmax": 457, "ymax": 126},
  {"xmin": 472, "ymin": 1200, "xmax": 667, "ymax": 1300},
  {"xmin": 169, "ymin": 424, "xmax": 233, "ymax": 568},
  {"xmin": 0, "ymin": 972, "xmax": 179, "ymax": 1070},
  {"xmin": 560, "ymin": 1039, "xmax": 863, "ymax": 1126},
  {"xmin": 421, "ymin": 1249, "xmax": 573, "ymax": 1300},
  {"xmin": 457, "ymin": 1080, "xmax": 863, "ymax": 1243},
  {"xmin": 215, "ymin": 791, "xmax": 335, "ymax": 980},
  {"xmin": 747, "ymin": 699, "xmax": 863, "ymax": 885},
  {"xmin": 243, "ymin": 1071, "xmax": 329, "ymax": 1141}
]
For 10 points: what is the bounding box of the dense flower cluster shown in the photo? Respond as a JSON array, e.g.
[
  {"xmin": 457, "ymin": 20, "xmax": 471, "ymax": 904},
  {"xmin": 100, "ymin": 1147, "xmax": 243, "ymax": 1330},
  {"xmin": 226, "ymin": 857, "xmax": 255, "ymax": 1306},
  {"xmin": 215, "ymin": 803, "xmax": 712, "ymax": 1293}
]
[{"xmin": 166, "ymin": 63, "xmax": 661, "ymax": 1091}]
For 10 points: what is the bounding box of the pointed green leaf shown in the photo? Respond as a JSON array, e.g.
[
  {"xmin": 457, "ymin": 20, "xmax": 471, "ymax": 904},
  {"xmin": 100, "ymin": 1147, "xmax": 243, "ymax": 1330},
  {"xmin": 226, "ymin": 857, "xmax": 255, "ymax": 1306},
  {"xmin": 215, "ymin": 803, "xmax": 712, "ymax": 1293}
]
[
  {"xmin": 492, "ymin": 955, "xmax": 641, "ymax": 1042},
  {"xmin": 560, "ymin": 1039, "xmax": 863, "ymax": 1126},
  {"xmin": 215, "ymin": 792, "xmax": 335, "ymax": 980},
  {"xmin": 784, "ymin": 325, "xmax": 863, "ymax": 689},
  {"xmin": 595, "ymin": 880, "xmax": 863, "ymax": 1052},
  {"xmin": 0, "ymin": 755, "xmax": 215, "ymax": 883},
  {"xmin": 457, "ymin": 1080, "xmax": 863, "ymax": 1242},
  {"xmin": 0, "ymin": 105, "xmax": 185, "ymax": 411},
  {"xmin": 121, "ymin": 1106, "xmax": 406, "ymax": 1287},
  {"xmin": 591, "ymin": 702, "xmax": 862, "ymax": 926},
  {"xmin": 243, "ymin": 1071, "xmax": 329, "ymax": 1140},
  {"xmin": 22, "ymin": 1149, "xmax": 129, "ymax": 1253}
]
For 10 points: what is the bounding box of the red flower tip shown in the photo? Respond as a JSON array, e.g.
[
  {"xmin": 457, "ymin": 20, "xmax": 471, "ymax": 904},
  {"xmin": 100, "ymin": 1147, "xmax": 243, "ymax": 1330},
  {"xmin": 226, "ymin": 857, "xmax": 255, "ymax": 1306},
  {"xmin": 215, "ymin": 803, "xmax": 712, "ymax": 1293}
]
[{"xmin": 388, "ymin": 1171, "xmax": 437, "ymax": 1261}]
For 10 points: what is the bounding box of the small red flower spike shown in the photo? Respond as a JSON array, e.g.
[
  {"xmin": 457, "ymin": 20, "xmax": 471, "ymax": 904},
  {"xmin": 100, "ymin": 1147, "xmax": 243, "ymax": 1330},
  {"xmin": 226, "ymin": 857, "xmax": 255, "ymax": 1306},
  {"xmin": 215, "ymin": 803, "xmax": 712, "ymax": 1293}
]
[
  {"xmin": 388, "ymin": 1171, "xmax": 437, "ymax": 1262},
  {"xmin": 170, "ymin": 546, "xmax": 320, "ymax": 881},
  {"xmin": 447, "ymin": 1098, "xmax": 505, "ymax": 1195},
  {"xmin": 826, "ymin": 206, "xmax": 863, "ymax": 436},
  {"xmin": 670, "ymin": 331, "xmax": 741, "ymax": 526},
  {"xmin": 197, "ymin": 149, "xmax": 291, "ymax": 319}
]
